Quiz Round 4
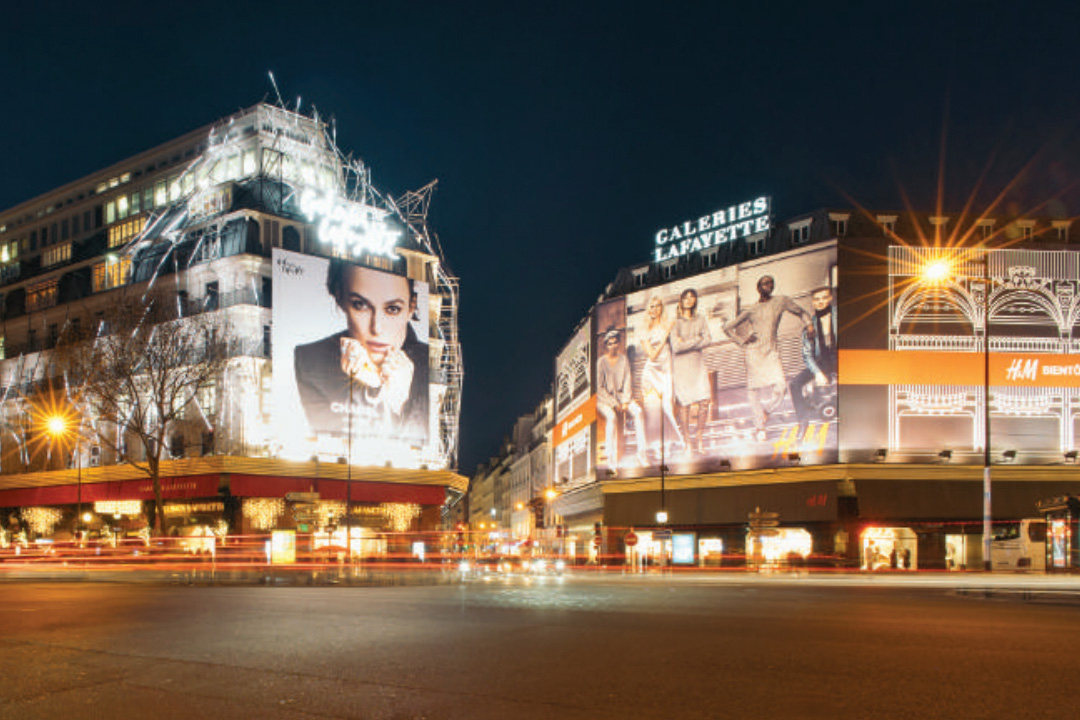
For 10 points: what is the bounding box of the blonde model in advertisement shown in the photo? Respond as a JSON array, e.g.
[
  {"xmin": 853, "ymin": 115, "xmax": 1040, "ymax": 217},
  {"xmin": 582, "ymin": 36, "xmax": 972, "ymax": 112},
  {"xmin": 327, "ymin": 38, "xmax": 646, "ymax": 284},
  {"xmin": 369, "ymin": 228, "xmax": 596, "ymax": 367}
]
[
  {"xmin": 671, "ymin": 288, "xmax": 712, "ymax": 454},
  {"xmin": 640, "ymin": 294, "xmax": 686, "ymax": 457},
  {"xmin": 294, "ymin": 260, "xmax": 429, "ymax": 444}
]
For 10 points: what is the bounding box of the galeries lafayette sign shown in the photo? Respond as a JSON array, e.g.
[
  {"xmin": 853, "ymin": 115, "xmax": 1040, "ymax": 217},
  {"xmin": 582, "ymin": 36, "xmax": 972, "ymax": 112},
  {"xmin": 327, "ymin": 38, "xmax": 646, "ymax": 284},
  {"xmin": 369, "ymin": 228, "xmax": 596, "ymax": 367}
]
[{"xmin": 653, "ymin": 196, "xmax": 770, "ymax": 263}]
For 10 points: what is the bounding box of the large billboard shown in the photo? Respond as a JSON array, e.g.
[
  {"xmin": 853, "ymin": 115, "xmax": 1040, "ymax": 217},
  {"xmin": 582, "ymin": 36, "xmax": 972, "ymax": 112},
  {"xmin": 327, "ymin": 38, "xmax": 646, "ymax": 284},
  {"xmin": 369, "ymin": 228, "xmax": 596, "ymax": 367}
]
[
  {"xmin": 839, "ymin": 245, "xmax": 1080, "ymax": 464},
  {"xmin": 272, "ymin": 249, "xmax": 431, "ymax": 466},
  {"xmin": 596, "ymin": 241, "xmax": 838, "ymax": 474}
]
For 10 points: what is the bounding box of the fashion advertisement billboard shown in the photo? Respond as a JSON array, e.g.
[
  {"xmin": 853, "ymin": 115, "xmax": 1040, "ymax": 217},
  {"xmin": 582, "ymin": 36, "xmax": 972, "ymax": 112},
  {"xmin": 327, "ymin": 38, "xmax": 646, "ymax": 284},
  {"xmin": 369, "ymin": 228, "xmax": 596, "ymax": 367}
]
[
  {"xmin": 839, "ymin": 244, "xmax": 1080, "ymax": 464},
  {"xmin": 555, "ymin": 318, "xmax": 592, "ymax": 422},
  {"xmin": 595, "ymin": 241, "xmax": 838, "ymax": 474},
  {"xmin": 271, "ymin": 249, "xmax": 430, "ymax": 466}
]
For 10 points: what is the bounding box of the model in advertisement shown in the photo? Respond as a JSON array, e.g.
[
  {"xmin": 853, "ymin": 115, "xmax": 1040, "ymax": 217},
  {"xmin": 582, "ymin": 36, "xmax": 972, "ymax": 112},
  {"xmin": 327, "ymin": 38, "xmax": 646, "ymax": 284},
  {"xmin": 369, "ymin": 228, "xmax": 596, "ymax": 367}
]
[
  {"xmin": 597, "ymin": 328, "xmax": 648, "ymax": 467},
  {"xmin": 293, "ymin": 260, "xmax": 429, "ymax": 443},
  {"xmin": 723, "ymin": 274, "xmax": 815, "ymax": 441},
  {"xmin": 640, "ymin": 294, "xmax": 686, "ymax": 455},
  {"xmin": 671, "ymin": 288, "xmax": 712, "ymax": 454},
  {"xmin": 788, "ymin": 285, "xmax": 837, "ymax": 434}
]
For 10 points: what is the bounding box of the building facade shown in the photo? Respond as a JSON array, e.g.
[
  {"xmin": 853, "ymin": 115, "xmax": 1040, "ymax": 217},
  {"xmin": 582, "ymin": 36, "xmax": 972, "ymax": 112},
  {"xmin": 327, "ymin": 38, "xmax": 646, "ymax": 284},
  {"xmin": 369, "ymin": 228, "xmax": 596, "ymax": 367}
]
[
  {"xmin": 0, "ymin": 102, "xmax": 465, "ymax": 549},
  {"xmin": 474, "ymin": 197, "xmax": 1080, "ymax": 571}
]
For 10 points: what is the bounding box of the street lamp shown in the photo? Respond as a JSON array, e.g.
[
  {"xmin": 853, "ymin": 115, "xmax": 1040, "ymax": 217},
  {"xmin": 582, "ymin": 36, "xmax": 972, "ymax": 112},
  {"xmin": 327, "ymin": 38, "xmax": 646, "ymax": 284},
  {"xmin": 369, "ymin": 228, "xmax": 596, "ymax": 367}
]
[
  {"xmin": 922, "ymin": 254, "xmax": 992, "ymax": 572},
  {"xmin": 44, "ymin": 412, "xmax": 82, "ymax": 539}
]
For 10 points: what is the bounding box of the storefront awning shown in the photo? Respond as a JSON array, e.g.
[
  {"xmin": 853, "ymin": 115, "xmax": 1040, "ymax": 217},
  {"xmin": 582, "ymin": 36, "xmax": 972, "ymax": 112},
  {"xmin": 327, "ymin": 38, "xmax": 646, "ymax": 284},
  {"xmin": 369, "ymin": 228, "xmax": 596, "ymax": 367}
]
[
  {"xmin": 228, "ymin": 474, "xmax": 446, "ymax": 505},
  {"xmin": 855, "ymin": 479, "xmax": 1080, "ymax": 521},
  {"xmin": 0, "ymin": 474, "xmax": 221, "ymax": 507}
]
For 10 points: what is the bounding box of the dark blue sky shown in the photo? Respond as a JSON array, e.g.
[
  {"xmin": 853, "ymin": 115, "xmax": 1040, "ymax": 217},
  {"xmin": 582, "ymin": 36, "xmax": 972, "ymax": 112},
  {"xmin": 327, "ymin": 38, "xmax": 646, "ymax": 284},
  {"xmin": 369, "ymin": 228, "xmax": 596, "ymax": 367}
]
[{"xmin": 3, "ymin": 2, "xmax": 1078, "ymax": 473}]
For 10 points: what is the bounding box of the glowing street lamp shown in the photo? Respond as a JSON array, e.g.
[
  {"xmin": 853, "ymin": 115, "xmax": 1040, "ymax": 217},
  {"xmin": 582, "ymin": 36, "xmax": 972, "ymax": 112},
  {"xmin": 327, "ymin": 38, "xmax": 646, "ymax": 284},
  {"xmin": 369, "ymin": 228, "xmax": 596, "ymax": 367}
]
[
  {"xmin": 43, "ymin": 410, "xmax": 83, "ymax": 539},
  {"xmin": 920, "ymin": 254, "xmax": 992, "ymax": 572}
]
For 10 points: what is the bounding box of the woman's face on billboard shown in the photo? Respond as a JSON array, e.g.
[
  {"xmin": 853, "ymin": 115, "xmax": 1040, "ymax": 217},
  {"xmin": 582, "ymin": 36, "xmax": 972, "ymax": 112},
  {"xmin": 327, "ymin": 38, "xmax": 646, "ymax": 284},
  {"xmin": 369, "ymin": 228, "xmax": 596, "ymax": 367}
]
[
  {"xmin": 648, "ymin": 297, "xmax": 663, "ymax": 319},
  {"xmin": 339, "ymin": 266, "xmax": 413, "ymax": 367}
]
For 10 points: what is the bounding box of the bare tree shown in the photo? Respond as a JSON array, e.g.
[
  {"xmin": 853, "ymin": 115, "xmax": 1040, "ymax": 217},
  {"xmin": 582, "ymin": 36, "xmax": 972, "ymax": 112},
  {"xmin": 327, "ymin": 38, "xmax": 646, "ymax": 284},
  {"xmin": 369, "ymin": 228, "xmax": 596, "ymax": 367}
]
[{"xmin": 54, "ymin": 290, "xmax": 230, "ymax": 535}]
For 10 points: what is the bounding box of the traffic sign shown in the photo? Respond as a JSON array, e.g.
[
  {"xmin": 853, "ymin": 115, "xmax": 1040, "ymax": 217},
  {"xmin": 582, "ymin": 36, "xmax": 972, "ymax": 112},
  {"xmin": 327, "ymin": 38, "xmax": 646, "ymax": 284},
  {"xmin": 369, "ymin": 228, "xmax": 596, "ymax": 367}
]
[{"xmin": 624, "ymin": 531, "xmax": 639, "ymax": 547}]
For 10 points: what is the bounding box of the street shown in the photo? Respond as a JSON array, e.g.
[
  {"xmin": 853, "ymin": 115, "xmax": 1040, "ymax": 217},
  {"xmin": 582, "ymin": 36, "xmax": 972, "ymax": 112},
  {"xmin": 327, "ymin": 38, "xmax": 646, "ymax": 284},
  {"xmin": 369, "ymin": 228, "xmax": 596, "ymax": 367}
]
[{"xmin": 1, "ymin": 572, "xmax": 1078, "ymax": 719}]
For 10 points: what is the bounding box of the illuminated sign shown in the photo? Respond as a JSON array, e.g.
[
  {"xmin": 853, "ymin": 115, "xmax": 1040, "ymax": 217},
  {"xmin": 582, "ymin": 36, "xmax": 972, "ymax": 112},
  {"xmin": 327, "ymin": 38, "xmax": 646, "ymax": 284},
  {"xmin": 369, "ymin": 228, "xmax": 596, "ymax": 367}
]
[
  {"xmin": 300, "ymin": 189, "xmax": 401, "ymax": 258},
  {"xmin": 654, "ymin": 196, "xmax": 770, "ymax": 263}
]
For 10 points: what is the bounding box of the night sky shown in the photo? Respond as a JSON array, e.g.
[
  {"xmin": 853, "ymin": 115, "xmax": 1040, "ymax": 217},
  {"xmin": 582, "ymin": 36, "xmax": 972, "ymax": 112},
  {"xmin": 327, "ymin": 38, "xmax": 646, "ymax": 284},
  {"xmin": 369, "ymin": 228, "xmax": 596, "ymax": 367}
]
[{"xmin": 3, "ymin": 2, "xmax": 1078, "ymax": 474}]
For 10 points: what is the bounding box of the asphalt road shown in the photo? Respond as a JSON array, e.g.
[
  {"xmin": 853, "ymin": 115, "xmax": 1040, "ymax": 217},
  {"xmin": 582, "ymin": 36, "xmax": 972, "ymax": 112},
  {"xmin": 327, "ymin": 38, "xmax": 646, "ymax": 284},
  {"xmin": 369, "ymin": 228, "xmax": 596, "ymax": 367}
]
[{"xmin": 1, "ymin": 573, "xmax": 1077, "ymax": 719}]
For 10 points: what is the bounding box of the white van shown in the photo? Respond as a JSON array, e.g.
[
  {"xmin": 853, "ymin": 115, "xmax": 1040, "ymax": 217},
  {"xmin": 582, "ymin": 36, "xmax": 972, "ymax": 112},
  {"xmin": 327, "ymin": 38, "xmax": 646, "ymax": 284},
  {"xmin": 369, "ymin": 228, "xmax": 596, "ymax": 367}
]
[{"xmin": 991, "ymin": 519, "xmax": 1046, "ymax": 572}]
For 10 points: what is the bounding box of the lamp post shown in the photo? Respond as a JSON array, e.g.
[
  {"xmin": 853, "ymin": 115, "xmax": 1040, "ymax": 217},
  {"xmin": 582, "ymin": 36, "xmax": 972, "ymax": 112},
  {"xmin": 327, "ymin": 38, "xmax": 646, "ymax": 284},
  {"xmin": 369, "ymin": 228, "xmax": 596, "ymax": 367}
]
[
  {"xmin": 978, "ymin": 264, "xmax": 993, "ymax": 572},
  {"xmin": 656, "ymin": 409, "xmax": 668, "ymax": 526},
  {"xmin": 346, "ymin": 375, "xmax": 353, "ymax": 563},
  {"xmin": 45, "ymin": 413, "xmax": 81, "ymax": 540},
  {"xmin": 922, "ymin": 256, "xmax": 992, "ymax": 572}
]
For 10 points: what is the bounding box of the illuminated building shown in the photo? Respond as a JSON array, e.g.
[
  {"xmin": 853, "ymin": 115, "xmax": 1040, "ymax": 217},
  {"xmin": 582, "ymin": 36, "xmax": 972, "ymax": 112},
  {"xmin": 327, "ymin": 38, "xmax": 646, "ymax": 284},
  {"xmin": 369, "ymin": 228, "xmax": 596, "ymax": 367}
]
[
  {"xmin": 473, "ymin": 200, "xmax": 1080, "ymax": 571},
  {"xmin": 0, "ymin": 102, "xmax": 465, "ymax": 540}
]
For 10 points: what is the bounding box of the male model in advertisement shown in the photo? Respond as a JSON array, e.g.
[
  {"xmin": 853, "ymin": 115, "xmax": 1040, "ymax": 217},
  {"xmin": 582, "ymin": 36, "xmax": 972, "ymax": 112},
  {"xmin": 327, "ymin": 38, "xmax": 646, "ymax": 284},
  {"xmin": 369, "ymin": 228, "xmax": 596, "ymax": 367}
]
[
  {"xmin": 789, "ymin": 285, "xmax": 838, "ymax": 434},
  {"xmin": 723, "ymin": 274, "xmax": 815, "ymax": 441},
  {"xmin": 294, "ymin": 259, "xmax": 429, "ymax": 444},
  {"xmin": 596, "ymin": 327, "xmax": 648, "ymax": 467}
]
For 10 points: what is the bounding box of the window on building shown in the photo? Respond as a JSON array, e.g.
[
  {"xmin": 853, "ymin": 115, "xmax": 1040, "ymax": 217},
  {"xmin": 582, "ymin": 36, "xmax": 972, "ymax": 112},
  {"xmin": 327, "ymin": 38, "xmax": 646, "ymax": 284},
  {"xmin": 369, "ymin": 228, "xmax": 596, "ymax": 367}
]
[
  {"xmin": 72, "ymin": 214, "xmax": 79, "ymax": 237},
  {"xmin": 747, "ymin": 235, "xmax": 766, "ymax": 256},
  {"xmin": 829, "ymin": 213, "xmax": 850, "ymax": 237},
  {"xmin": 42, "ymin": 242, "xmax": 71, "ymax": 267},
  {"xmin": 92, "ymin": 256, "xmax": 132, "ymax": 292},
  {"xmin": 170, "ymin": 434, "xmax": 184, "ymax": 459},
  {"xmin": 27, "ymin": 279, "xmax": 59, "ymax": 311},
  {"xmin": 61, "ymin": 218, "xmax": 69, "ymax": 241},
  {"xmin": 789, "ymin": 221, "xmax": 811, "ymax": 245},
  {"xmin": 105, "ymin": 201, "xmax": 116, "ymax": 225},
  {"xmin": 108, "ymin": 217, "xmax": 146, "ymax": 248},
  {"xmin": 263, "ymin": 324, "xmax": 271, "ymax": 357},
  {"xmin": 47, "ymin": 324, "xmax": 58, "ymax": 349},
  {"xmin": 633, "ymin": 270, "xmax": 647, "ymax": 288},
  {"xmin": 29, "ymin": 230, "xmax": 37, "ymax": 251},
  {"xmin": 1055, "ymin": 223, "xmax": 1070, "ymax": 242},
  {"xmin": 205, "ymin": 281, "xmax": 219, "ymax": 311},
  {"xmin": 154, "ymin": 180, "xmax": 167, "ymax": 208},
  {"xmin": 661, "ymin": 261, "xmax": 676, "ymax": 279},
  {"xmin": 1022, "ymin": 225, "xmax": 1033, "ymax": 239},
  {"xmin": 702, "ymin": 249, "xmax": 719, "ymax": 269}
]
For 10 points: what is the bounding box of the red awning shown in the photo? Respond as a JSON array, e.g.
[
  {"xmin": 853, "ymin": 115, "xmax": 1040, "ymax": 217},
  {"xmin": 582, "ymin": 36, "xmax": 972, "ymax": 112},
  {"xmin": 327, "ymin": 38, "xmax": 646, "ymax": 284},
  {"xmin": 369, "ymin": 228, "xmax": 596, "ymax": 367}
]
[
  {"xmin": 0, "ymin": 475, "xmax": 221, "ymax": 507},
  {"xmin": 228, "ymin": 474, "xmax": 446, "ymax": 505}
]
